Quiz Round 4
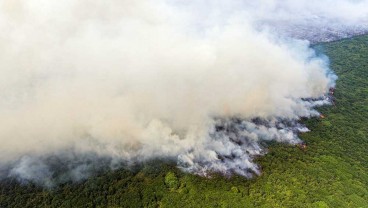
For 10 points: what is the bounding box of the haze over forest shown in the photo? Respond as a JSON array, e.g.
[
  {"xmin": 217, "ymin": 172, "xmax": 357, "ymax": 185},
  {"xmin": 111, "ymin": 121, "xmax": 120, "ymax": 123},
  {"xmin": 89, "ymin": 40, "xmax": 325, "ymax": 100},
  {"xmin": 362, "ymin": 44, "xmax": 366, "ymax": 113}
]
[{"xmin": 0, "ymin": 0, "xmax": 367, "ymax": 188}]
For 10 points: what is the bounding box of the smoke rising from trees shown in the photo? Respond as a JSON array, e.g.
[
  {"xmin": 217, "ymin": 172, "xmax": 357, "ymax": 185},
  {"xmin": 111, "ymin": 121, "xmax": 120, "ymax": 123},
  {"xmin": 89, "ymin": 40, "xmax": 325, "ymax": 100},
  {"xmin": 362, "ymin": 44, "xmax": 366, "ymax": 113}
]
[{"xmin": 0, "ymin": 0, "xmax": 366, "ymax": 186}]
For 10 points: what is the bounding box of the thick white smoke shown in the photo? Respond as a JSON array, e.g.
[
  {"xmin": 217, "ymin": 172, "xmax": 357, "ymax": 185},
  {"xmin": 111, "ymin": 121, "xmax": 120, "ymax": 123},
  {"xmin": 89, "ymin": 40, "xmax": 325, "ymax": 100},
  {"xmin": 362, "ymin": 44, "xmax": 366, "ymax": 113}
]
[{"xmin": 0, "ymin": 0, "xmax": 365, "ymax": 186}]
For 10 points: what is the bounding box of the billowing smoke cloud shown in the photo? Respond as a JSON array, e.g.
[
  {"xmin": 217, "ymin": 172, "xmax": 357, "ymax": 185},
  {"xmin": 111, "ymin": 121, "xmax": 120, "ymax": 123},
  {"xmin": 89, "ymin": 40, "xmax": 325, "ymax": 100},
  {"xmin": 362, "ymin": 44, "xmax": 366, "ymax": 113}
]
[{"xmin": 0, "ymin": 0, "xmax": 365, "ymax": 186}]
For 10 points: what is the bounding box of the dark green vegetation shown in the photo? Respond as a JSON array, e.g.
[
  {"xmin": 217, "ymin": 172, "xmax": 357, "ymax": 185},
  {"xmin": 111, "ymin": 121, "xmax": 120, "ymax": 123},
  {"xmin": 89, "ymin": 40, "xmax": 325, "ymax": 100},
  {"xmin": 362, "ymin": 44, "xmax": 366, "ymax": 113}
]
[{"xmin": 1, "ymin": 35, "xmax": 368, "ymax": 208}]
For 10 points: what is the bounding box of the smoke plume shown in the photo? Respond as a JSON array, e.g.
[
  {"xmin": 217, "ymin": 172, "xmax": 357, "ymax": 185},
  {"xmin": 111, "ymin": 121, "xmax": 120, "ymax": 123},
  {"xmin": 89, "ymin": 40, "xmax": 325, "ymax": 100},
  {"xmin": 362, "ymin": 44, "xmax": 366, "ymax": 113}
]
[{"xmin": 0, "ymin": 0, "xmax": 366, "ymax": 186}]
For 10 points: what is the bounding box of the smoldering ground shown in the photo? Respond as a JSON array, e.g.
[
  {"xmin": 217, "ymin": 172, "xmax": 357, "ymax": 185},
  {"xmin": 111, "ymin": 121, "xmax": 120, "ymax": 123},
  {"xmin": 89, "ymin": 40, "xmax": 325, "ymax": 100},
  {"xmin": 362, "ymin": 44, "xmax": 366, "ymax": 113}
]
[{"xmin": 0, "ymin": 0, "xmax": 366, "ymax": 186}]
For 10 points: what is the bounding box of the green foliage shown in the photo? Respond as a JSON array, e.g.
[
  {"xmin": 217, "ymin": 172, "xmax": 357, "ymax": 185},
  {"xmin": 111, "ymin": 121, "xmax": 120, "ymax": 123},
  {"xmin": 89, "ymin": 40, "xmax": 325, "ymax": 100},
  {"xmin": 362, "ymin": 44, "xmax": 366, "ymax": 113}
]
[
  {"xmin": 165, "ymin": 172, "xmax": 179, "ymax": 190},
  {"xmin": 231, "ymin": 186, "xmax": 239, "ymax": 193},
  {"xmin": 313, "ymin": 201, "xmax": 329, "ymax": 208},
  {"xmin": 1, "ymin": 35, "xmax": 368, "ymax": 207}
]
